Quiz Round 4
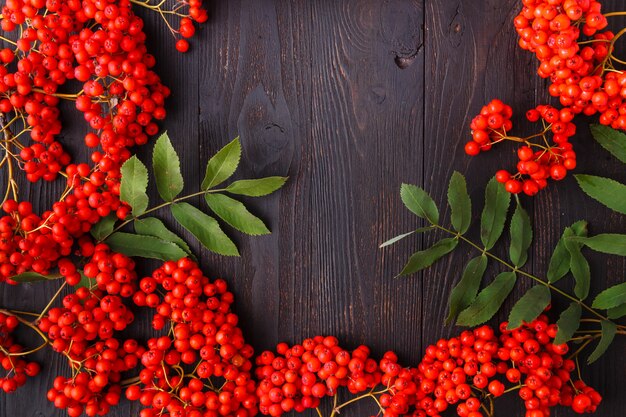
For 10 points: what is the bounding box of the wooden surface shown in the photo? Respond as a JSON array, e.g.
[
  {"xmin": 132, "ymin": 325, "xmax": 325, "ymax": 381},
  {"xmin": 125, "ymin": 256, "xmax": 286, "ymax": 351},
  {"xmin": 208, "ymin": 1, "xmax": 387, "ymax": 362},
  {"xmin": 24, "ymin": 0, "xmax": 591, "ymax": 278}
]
[{"xmin": 2, "ymin": 1, "xmax": 626, "ymax": 416}]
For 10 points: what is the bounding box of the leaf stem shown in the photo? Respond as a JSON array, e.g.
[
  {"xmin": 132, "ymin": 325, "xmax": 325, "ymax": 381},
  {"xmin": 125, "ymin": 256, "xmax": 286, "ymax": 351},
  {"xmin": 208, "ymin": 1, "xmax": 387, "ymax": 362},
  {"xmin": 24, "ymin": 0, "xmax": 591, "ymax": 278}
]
[
  {"xmin": 6, "ymin": 309, "xmax": 39, "ymax": 317},
  {"xmin": 37, "ymin": 281, "xmax": 67, "ymax": 321},
  {"xmin": 567, "ymin": 336, "xmax": 598, "ymax": 360},
  {"xmin": 0, "ymin": 309, "xmax": 50, "ymax": 348},
  {"xmin": 432, "ymin": 224, "xmax": 609, "ymax": 322},
  {"xmin": 328, "ymin": 387, "xmax": 388, "ymax": 417},
  {"xmin": 603, "ymin": 11, "xmax": 626, "ymax": 18},
  {"xmin": 120, "ymin": 376, "xmax": 141, "ymax": 387},
  {"xmin": 100, "ymin": 187, "xmax": 227, "ymax": 242}
]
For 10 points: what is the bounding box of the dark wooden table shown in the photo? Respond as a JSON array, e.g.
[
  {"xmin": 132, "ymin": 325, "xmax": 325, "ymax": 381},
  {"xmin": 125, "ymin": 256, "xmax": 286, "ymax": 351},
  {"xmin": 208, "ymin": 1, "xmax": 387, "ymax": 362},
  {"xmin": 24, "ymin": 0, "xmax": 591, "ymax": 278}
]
[{"xmin": 2, "ymin": 1, "xmax": 625, "ymax": 416}]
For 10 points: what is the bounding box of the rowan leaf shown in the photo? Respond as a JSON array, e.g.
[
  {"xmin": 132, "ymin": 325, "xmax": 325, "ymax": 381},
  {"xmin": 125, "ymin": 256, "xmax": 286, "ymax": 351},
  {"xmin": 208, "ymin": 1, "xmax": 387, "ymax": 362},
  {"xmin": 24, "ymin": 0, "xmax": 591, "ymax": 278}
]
[
  {"xmin": 120, "ymin": 156, "xmax": 149, "ymax": 216},
  {"xmin": 456, "ymin": 272, "xmax": 517, "ymax": 327},
  {"xmin": 171, "ymin": 202, "xmax": 239, "ymax": 257},
  {"xmin": 202, "ymin": 137, "xmax": 241, "ymax": 190},
  {"xmin": 74, "ymin": 272, "xmax": 96, "ymax": 290},
  {"xmin": 587, "ymin": 321, "xmax": 617, "ymax": 364},
  {"xmin": 134, "ymin": 217, "xmax": 193, "ymax": 257},
  {"xmin": 205, "ymin": 193, "xmax": 270, "ymax": 236},
  {"xmin": 570, "ymin": 220, "xmax": 588, "ymax": 237},
  {"xmin": 480, "ymin": 177, "xmax": 511, "ymax": 250},
  {"xmin": 547, "ymin": 237, "xmax": 570, "ymax": 284},
  {"xmin": 446, "ymin": 255, "xmax": 488, "ymax": 324},
  {"xmin": 571, "ymin": 234, "xmax": 626, "ymax": 256},
  {"xmin": 554, "ymin": 302, "xmax": 582, "ymax": 345},
  {"xmin": 608, "ymin": 304, "xmax": 626, "ymax": 319},
  {"xmin": 104, "ymin": 232, "xmax": 187, "ymax": 261},
  {"xmin": 397, "ymin": 238, "xmax": 458, "ymax": 277},
  {"xmin": 225, "ymin": 177, "xmax": 288, "ymax": 197},
  {"xmin": 90, "ymin": 214, "xmax": 118, "ymax": 241},
  {"xmin": 447, "ymin": 171, "xmax": 472, "ymax": 234},
  {"xmin": 564, "ymin": 234, "xmax": 590, "ymax": 300},
  {"xmin": 379, "ymin": 227, "xmax": 434, "ymax": 248},
  {"xmin": 546, "ymin": 222, "xmax": 583, "ymax": 283},
  {"xmin": 507, "ymin": 286, "xmax": 551, "ymax": 330},
  {"xmin": 590, "ymin": 124, "xmax": 626, "ymax": 164},
  {"xmin": 10, "ymin": 272, "xmax": 62, "ymax": 283},
  {"xmin": 400, "ymin": 183, "xmax": 439, "ymax": 225},
  {"xmin": 575, "ymin": 175, "xmax": 626, "ymax": 215},
  {"xmin": 592, "ymin": 282, "xmax": 626, "ymax": 310},
  {"xmin": 153, "ymin": 132, "xmax": 184, "ymax": 201},
  {"xmin": 509, "ymin": 203, "xmax": 532, "ymax": 268}
]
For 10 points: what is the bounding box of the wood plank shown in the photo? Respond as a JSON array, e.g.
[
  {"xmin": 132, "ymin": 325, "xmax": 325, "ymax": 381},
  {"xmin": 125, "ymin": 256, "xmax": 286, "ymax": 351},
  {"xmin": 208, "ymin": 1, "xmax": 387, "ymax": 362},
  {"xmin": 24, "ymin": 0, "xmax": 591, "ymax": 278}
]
[{"xmin": 0, "ymin": 1, "xmax": 625, "ymax": 416}]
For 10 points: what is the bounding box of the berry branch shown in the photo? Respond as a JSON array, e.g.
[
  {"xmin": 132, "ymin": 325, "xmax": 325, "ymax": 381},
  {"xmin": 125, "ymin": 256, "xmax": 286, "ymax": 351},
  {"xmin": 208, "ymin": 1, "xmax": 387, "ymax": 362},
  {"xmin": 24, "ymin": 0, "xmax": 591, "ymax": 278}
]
[
  {"xmin": 96, "ymin": 187, "xmax": 228, "ymax": 243},
  {"xmin": 432, "ymin": 222, "xmax": 613, "ymax": 325},
  {"xmin": 463, "ymin": 1, "xmax": 626, "ymax": 196},
  {"xmin": 254, "ymin": 321, "xmax": 605, "ymax": 417},
  {"xmin": 383, "ymin": 172, "xmax": 626, "ymax": 364}
]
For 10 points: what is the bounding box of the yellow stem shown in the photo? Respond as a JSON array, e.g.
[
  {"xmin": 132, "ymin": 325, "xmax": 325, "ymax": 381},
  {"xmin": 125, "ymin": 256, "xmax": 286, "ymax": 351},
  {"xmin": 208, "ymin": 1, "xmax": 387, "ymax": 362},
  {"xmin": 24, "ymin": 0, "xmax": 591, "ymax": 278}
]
[
  {"xmin": 37, "ymin": 281, "xmax": 68, "ymax": 321},
  {"xmin": 567, "ymin": 337, "xmax": 598, "ymax": 361}
]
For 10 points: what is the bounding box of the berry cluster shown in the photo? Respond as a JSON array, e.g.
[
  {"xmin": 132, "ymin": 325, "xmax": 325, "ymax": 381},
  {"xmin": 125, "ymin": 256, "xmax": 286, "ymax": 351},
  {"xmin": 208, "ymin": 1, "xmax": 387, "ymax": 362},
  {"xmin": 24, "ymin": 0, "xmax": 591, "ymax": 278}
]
[
  {"xmin": 0, "ymin": 312, "xmax": 40, "ymax": 393},
  {"xmin": 414, "ymin": 316, "xmax": 600, "ymax": 417},
  {"xmin": 466, "ymin": 2, "xmax": 626, "ymax": 195},
  {"xmin": 0, "ymin": 0, "xmax": 208, "ymax": 284},
  {"xmin": 38, "ymin": 288, "xmax": 134, "ymax": 354},
  {"xmin": 46, "ymin": 339, "xmax": 145, "ymax": 417},
  {"xmin": 513, "ymin": 1, "xmax": 626, "ymax": 124},
  {"xmin": 465, "ymin": 99, "xmax": 514, "ymax": 157},
  {"xmin": 128, "ymin": 258, "xmax": 258, "ymax": 417},
  {"xmin": 258, "ymin": 315, "xmax": 602, "ymax": 417},
  {"xmin": 466, "ymin": 101, "xmax": 578, "ymax": 195},
  {"xmin": 36, "ymin": 261, "xmax": 143, "ymax": 417},
  {"xmin": 0, "ymin": 252, "xmax": 613, "ymax": 417},
  {"xmin": 255, "ymin": 336, "xmax": 399, "ymax": 416},
  {"xmin": 81, "ymin": 243, "xmax": 138, "ymax": 297}
]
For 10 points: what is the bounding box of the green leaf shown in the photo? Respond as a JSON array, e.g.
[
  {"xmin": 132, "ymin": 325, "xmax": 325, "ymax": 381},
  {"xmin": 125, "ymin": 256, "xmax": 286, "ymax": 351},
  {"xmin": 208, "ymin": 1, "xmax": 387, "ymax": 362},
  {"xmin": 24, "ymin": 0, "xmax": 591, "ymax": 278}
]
[
  {"xmin": 575, "ymin": 175, "xmax": 626, "ymax": 215},
  {"xmin": 447, "ymin": 171, "xmax": 472, "ymax": 234},
  {"xmin": 547, "ymin": 236, "xmax": 570, "ymax": 284},
  {"xmin": 554, "ymin": 302, "xmax": 582, "ymax": 345},
  {"xmin": 570, "ymin": 220, "xmax": 588, "ymax": 237},
  {"xmin": 480, "ymin": 177, "xmax": 511, "ymax": 250},
  {"xmin": 507, "ymin": 286, "xmax": 551, "ymax": 330},
  {"xmin": 205, "ymin": 193, "xmax": 270, "ymax": 236},
  {"xmin": 572, "ymin": 234, "xmax": 626, "ymax": 256},
  {"xmin": 446, "ymin": 255, "xmax": 488, "ymax": 324},
  {"xmin": 608, "ymin": 304, "xmax": 626, "ymax": 319},
  {"xmin": 202, "ymin": 137, "xmax": 241, "ymax": 190},
  {"xmin": 379, "ymin": 227, "xmax": 434, "ymax": 248},
  {"xmin": 592, "ymin": 282, "xmax": 626, "ymax": 310},
  {"xmin": 10, "ymin": 272, "xmax": 62, "ymax": 283},
  {"xmin": 90, "ymin": 214, "xmax": 118, "ymax": 241},
  {"xmin": 105, "ymin": 232, "xmax": 187, "ymax": 261},
  {"xmin": 400, "ymin": 183, "xmax": 439, "ymax": 224},
  {"xmin": 225, "ymin": 177, "xmax": 288, "ymax": 197},
  {"xmin": 590, "ymin": 124, "xmax": 626, "ymax": 164},
  {"xmin": 587, "ymin": 320, "xmax": 617, "ymax": 364},
  {"xmin": 548, "ymin": 221, "xmax": 587, "ymax": 284},
  {"xmin": 397, "ymin": 238, "xmax": 458, "ymax": 277},
  {"xmin": 564, "ymin": 234, "xmax": 590, "ymax": 300},
  {"xmin": 134, "ymin": 217, "xmax": 193, "ymax": 257},
  {"xmin": 74, "ymin": 272, "xmax": 96, "ymax": 290},
  {"xmin": 153, "ymin": 132, "xmax": 184, "ymax": 201},
  {"xmin": 456, "ymin": 272, "xmax": 517, "ymax": 327},
  {"xmin": 120, "ymin": 156, "xmax": 149, "ymax": 216},
  {"xmin": 171, "ymin": 202, "xmax": 239, "ymax": 256},
  {"xmin": 509, "ymin": 204, "xmax": 533, "ymax": 268}
]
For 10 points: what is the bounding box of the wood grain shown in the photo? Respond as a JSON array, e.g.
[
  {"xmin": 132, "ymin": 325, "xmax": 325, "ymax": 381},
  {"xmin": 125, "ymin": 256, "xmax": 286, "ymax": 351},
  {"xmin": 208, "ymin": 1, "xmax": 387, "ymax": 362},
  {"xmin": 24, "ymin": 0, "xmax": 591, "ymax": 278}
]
[{"xmin": 1, "ymin": 1, "xmax": 625, "ymax": 416}]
